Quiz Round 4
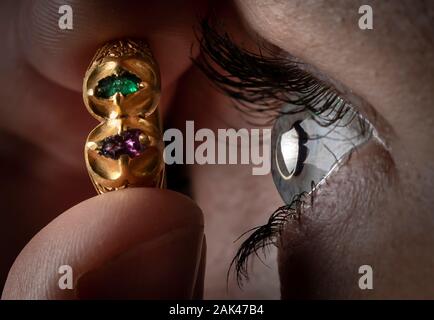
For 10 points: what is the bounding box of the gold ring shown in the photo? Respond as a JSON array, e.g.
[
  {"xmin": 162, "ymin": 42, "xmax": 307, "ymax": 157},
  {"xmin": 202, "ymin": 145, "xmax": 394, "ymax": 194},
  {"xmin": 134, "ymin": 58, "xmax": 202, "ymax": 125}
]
[{"xmin": 83, "ymin": 39, "xmax": 165, "ymax": 194}]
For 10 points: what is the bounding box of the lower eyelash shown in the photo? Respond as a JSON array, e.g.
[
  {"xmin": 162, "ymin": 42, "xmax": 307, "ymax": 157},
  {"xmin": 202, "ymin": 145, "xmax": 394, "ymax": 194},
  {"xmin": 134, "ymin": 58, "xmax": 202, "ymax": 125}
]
[{"xmin": 229, "ymin": 183, "xmax": 315, "ymax": 287}]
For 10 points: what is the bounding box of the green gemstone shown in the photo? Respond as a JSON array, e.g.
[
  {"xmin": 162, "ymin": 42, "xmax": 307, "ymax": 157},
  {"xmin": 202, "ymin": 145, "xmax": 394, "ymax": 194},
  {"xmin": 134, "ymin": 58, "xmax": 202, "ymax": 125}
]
[{"xmin": 95, "ymin": 72, "xmax": 141, "ymax": 99}]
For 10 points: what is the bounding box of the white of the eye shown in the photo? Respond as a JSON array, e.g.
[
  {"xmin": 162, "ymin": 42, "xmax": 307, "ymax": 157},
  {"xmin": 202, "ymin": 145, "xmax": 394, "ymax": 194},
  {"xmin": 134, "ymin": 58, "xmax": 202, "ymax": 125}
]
[{"xmin": 276, "ymin": 127, "xmax": 299, "ymax": 180}]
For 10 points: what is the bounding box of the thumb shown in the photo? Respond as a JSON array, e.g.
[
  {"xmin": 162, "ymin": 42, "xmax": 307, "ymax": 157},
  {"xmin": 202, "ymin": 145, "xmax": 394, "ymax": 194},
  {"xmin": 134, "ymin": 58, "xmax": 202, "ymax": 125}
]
[{"xmin": 1, "ymin": 188, "xmax": 204, "ymax": 299}]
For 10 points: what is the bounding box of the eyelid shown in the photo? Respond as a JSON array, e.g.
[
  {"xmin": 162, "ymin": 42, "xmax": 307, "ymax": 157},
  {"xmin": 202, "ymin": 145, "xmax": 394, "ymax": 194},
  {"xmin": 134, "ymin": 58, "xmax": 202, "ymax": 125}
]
[
  {"xmin": 195, "ymin": 18, "xmax": 390, "ymax": 149},
  {"xmin": 298, "ymin": 60, "xmax": 385, "ymax": 135},
  {"xmin": 296, "ymin": 63, "xmax": 393, "ymax": 156},
  {"xmin": 195, "ymin": 19, "xmax": 348, "ymax": 118},
  {"xmin": 279, "ymin": 42, "xmax": 396, "ymax": 150}
]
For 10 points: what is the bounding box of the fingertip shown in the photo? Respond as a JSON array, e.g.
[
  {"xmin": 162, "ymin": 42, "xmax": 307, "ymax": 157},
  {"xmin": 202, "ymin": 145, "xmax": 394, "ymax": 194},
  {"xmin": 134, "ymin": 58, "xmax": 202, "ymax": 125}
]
[
  {"xmin": 18, "ymin": 0, "xmax": 207, "ymax": 92},
  {"xmin": 1, "ymin": 188, "xmax": 204, "ymax": 299}
]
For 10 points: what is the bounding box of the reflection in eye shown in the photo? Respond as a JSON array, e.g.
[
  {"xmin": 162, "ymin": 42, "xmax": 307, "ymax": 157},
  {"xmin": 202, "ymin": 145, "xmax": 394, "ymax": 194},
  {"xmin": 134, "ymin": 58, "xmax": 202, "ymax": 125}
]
[
  {"xmin": 275, "ymin": 120, "xmax": 308, "ymax": 179},
  {"xmin": 272, "ymin": 105, "xmax": 371, "ymax": 205}
]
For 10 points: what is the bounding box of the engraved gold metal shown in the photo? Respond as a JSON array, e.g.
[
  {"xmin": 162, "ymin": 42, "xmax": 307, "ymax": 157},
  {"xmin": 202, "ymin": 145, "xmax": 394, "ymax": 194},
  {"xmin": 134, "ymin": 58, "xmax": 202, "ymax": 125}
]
[{"xmin": 83, "ymin": 39, "xmax": 165, "ymax": 194}]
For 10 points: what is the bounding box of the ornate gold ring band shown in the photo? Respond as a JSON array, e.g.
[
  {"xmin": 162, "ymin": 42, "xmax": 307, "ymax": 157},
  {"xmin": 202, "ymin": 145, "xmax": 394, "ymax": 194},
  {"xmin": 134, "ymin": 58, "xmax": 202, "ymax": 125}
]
[{"xmin": 83, "ymin": 39, "xmax": 165, "ymax": 194}]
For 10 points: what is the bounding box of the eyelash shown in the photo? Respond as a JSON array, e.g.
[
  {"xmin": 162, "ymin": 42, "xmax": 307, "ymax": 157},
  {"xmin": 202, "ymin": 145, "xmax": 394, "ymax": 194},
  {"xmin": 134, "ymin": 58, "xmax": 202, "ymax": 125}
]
[
  {"xmin": 194, "ymin": 18, "xmax": 368, "ymax": 286},
  {"xmin": 194, "ymin": 18, "xmax": 369, "ymax": 131}
]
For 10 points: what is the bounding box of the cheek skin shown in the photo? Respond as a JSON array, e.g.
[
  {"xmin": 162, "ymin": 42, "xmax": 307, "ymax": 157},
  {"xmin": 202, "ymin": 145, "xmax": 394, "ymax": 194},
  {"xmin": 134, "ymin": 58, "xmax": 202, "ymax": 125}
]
[{"xmin": 278, "ymin": 141, "xmax": 434, "ymax": 299}]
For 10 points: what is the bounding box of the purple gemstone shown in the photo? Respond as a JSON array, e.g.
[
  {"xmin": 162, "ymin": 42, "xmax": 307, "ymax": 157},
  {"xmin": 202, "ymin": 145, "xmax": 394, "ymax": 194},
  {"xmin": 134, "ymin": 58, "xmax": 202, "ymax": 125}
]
[{"xmin": 99, "ymin": 129, "xmax": 146, "ymax": 160}]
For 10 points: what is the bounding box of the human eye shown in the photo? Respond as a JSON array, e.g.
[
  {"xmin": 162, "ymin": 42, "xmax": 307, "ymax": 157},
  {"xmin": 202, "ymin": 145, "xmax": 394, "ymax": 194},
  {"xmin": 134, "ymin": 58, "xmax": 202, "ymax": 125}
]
[
  {"xmin": 194, "ymin": 18, "xmax": 382, "ymax": 284},
  {"xmin": 271, "ymin": 89, "xmax": 371, "ymax": 206}
]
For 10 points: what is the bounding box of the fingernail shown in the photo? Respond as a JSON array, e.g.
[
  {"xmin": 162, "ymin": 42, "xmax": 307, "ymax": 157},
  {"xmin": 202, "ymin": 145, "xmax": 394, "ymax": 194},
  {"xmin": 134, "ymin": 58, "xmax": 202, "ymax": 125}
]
[{"xmin": 76, "ymin": 226, "xmax": 204, "ymax": 299}]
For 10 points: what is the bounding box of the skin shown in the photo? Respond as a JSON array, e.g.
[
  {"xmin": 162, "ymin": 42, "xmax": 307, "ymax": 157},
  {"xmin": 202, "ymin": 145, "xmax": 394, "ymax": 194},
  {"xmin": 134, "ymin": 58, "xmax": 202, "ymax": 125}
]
[
  {"xmin": 1, "ymin": 0, "xmax": 433, "ymax": 299},
  {"xmin": 236, "ymin": 0, "xmax": 434, "ymax": 298}
]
